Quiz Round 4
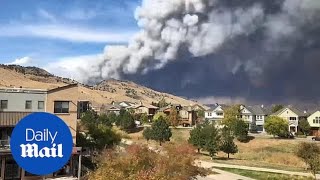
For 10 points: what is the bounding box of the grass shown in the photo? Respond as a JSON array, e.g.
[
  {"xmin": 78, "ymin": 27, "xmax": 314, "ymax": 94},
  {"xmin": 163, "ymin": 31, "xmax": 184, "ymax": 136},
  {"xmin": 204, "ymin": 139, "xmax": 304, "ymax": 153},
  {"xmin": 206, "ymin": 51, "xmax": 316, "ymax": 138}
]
[
  {"xmin": 125, "ymin": 127, "xmax": 307, "ymax": 172},
  {"xmin": 215, "ymin": 167, "xmax": 314, "ymax": 180}
]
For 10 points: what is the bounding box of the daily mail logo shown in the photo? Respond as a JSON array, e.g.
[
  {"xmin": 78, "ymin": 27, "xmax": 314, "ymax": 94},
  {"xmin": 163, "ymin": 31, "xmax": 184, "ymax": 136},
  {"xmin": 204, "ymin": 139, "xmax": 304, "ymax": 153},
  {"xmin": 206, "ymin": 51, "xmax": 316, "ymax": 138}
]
[{"xmin": 10, "ymin": 113, "xmax": 73, "ymax": 175}]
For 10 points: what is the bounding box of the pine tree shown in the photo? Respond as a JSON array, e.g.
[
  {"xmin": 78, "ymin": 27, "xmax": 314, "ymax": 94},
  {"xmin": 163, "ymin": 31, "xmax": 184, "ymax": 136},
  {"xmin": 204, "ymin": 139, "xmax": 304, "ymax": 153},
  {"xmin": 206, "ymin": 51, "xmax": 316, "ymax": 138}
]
[
  {"xmin": 150, "ymin": 117, "xmax": 172, "ymax": 146},
  {"xmin": 188, "ymin": 124, "xmax": 206, "ymax": 153},
  {"xmin": 220, "ymin": 128, "xmax": 238, "ymax": 158}
]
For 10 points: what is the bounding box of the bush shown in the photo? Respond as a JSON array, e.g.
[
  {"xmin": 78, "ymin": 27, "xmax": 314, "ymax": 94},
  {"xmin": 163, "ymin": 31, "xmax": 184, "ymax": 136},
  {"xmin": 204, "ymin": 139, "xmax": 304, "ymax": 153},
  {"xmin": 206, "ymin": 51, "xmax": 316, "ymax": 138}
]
[
  {"xmin": 89, "ymin": 144, "xmax": 208, "ymax": 180},
  {"xmin": 249, "ymin": 124, "xmax": 258, "ymax": 133},
  {"xmin": 296, "ymin": 142, "xmax": 320, "ymax": 177}
]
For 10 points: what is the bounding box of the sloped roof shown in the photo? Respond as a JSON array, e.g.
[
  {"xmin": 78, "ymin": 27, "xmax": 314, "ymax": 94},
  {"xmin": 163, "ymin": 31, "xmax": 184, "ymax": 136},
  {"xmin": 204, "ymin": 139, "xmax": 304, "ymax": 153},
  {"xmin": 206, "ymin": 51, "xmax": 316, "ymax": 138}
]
[
  {"xmin": 246, "ymin": 105, "xmax": 268, "ymax": 115},
  {"xmin": 271, "ymin": 106, "xmax": 306, "ymax": 117},
  {"xmin": 205, "ymin": 104, "xmax": 230, "ymax": 112}
]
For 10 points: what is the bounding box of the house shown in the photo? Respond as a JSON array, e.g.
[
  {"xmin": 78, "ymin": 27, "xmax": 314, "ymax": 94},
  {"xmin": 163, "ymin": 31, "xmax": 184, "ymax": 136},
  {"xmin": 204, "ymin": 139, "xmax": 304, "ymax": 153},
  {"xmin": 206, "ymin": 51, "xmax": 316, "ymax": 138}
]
[
  {"xmin": 246, "ymin": 105, "xmax": 270, "ymax": 132},
  {"xmin": 239, "ymin": 105, "xmax": 255, "ymax": 129},
  {"xmin": 307, "ymin": 110, "xmax": 320, "ymax": 136},
  {"xmin": 111, "ymin": 101, "xmax": 135, "ymax": 108},
  {"xmin": 179, "ymin": 106, "xmax": 197, "ymax": 126},
  {"xmin": 0, "ymin": 84, "xmax": 89, "ymax": 179},
  {"xmin": 131, "ymin": 102, "xmax": 158, "ymax": 117},
  {"xmin": 205, "ymin": 103, "xmax": 229, "ymax": 122},
  {"xmin": 159, "ymin": 104, "xmax": 196, "ymax": 126},
  {"xmin": 100, "ymin": 104, "xmax": 122, "ymax": 115},
  {"xmin": 271, "ymin": 106, "xmax": 307, "ymax": 133}
]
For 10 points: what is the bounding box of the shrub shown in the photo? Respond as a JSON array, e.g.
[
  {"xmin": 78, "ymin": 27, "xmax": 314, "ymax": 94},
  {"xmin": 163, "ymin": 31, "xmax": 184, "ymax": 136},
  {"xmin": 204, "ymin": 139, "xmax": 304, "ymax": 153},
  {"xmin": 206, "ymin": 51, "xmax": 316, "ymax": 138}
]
[{"xmin": 264, "ymin": 116, "xmax": 289, "ymax": 137}]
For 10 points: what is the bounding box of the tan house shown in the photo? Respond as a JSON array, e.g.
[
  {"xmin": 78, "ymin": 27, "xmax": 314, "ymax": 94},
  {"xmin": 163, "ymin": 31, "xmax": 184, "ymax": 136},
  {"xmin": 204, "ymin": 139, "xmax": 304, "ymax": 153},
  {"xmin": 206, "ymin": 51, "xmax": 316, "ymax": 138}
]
[
  {"xmin": 0, "ymin": 84, "xmax": 89, "ymax": 179},
  {"xmin": 271, "ymin": 106, "xmax": 307, "ymax": 133},
  {"xmin": 179, "ymin": 106, "xmax": 197, "ymax": 126},
  {"xmin": 307, "ymin": 110, "xmax": 320, "ymax": 135},
  {"xmin": 131, "ymin": 103, "xmax": 158, "ymax": 116}
]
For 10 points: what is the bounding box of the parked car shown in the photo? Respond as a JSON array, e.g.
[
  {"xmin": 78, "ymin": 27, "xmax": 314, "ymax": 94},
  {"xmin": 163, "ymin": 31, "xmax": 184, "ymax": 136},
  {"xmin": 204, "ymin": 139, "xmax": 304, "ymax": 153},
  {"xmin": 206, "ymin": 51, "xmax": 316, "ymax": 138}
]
[
  {"xmin": 312, "ymin": 136, "xmax": 320, "ymax": 141},
  {"xmin": 278, "ymin": 132, "xmax": 295, "ymax": 139}
]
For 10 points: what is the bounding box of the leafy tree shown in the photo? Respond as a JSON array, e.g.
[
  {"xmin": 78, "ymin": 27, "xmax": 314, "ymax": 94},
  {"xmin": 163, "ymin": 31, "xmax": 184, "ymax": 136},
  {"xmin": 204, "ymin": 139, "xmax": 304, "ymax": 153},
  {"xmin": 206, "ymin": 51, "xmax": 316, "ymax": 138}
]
[
  {"xmin": 77, "ymin": 111, "xmax": 121, "ymax": 152},
  {"xmin": 272, "ymin": 104, "xmax": 284, "ymax": 113},
  {"xmin": 153, "ymin": 112, "xmax": 168, "ymax": 122},
  {"xmin": 89, "ymin": 144, "xmax": 208, "ymax": 180},
  {"xmin": 98, "ymin": 113, "xmax": 112, "ymax": 127},
  {"xmin": 222, "ymin": 105, "xmax": 241, "ymax": 127},
  {"xmin": 299, "ymin": 118, "xmax": 311, "ymax": 135},
  {"xmin": 264, "ymin": 116, "xmax": 288, "ymax": 137},
  {"xmin": 168, "ymin": 107, "xmax": 179, "ymax": 127},
  {"xmin": 220, "ymin": 128, "xmax": 238, "ymax": 158},
  {"xmin": 197, "ymin": 110, "xmax": 205, "ymax": 119},
  {"xmin": 188, "ymin": 124, "xmax": 206, "ymax": 153},
  {"xmin": 158, "ymin": 98, "xmax": 169, "ymax": 108},
  {"xmin": 115, "ymin": 109, "xmax": 126, "ymax": 126},
  {"xmin": 140, "ymin": 113, "xmax": 149, "ymax": 124},
  {"xmin": 296, "ymin": 142, "xmax": 320, "ymax": 177},
  {"xmin": 149, "ymin": 117, "xmax": 172, "ymax": 146},
  {"xmin": 142, "ymin": 127, "xmax": 153, "ymax": 142}
]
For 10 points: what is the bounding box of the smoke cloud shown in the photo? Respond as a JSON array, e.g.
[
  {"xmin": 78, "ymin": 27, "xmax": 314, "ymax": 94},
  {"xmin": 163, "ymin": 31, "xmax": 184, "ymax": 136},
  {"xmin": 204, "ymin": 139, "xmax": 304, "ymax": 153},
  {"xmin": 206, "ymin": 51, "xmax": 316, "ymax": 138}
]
[{"xmin": 52, "ymin": 0, "xmax": 320, "ymax": 104}]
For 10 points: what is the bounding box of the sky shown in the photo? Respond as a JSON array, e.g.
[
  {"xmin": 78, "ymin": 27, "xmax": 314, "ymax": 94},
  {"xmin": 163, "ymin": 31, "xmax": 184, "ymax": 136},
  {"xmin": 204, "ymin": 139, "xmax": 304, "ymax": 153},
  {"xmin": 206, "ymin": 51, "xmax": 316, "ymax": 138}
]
[
  {"xmin": 0, "ymin": 0, "xmax": 139, "ymax": 66},
  {"xmin": 1, "ymin": 0, "xmax": 320, "ymax": 105}
]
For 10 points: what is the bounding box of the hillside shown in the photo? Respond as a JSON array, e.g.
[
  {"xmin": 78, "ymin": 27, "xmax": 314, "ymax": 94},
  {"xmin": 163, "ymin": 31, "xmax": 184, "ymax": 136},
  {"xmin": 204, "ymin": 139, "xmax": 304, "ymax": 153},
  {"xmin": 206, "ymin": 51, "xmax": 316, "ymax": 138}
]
[{"xmin": 0, "ymin": 65, "xmax": 200, "ymax": 108}]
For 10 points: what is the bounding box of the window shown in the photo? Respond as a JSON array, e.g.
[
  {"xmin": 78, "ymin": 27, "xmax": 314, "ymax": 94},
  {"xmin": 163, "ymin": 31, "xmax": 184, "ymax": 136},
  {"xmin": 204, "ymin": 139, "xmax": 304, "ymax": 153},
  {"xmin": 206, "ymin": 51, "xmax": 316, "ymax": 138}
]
[
  {"xmin": 54, "ymin": 101, "xmax": 69, "ymax": 113},
  {"xmin": 38, "ymin": 101, "xmax": 44, "ymax": 110},
  {"xmin": 217, "ymin": 112, "xmax": 223, "ymax": 116},
  {"xmin": 208, "ymin": 112, "xmax": 212, "ymax": 116},
  {"xmin": 0, "ymin": 100, "xmax": 8, "ymax": 109},
  {"xmin": 25, "ymin": 100, "xmax": 32, "ymax": 109},
  {"xmin": 289, "ymin": 117, "xmax": 296, "ymax": 121}
]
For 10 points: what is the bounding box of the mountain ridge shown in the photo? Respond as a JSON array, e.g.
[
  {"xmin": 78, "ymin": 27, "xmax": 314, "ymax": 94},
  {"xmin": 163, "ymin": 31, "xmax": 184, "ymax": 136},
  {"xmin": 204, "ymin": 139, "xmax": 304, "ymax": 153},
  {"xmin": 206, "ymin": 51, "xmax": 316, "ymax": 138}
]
[{"xmin": 0, "ymin": 65, "xmax": 201, "ymax": 108}]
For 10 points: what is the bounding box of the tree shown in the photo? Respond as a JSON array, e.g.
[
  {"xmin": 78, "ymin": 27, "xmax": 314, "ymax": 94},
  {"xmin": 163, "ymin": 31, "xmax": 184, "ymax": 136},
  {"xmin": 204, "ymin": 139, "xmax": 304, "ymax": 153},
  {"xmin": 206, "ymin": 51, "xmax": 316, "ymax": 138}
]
[
  {"xmin": 118, "ymin": 111, "xmax": 136, "ymax": 131},
  {"xmin": 299, "ymin": 118, "xmax": 311, "ymax": 135},
  {"xmin": 140, "ymin": 113, "xmax": 149, "ymax": 124},
  {"xmin": 89, "ymin": 144, "xmax": 208, "ymax": 180},
  {"xmin": 158, "ymin": 98, "xmax": 169, "ymax": 108},
  {"xmin": 202, "ymin": 122, "xmax": 221, "ymax": 158},
  {"xmin": 188, "ymin": 124, "xmax": 206, "ymax": 153},
  {"xmin": 149, "ymin": 117, "xmax": 172, "ymax": 146},
  {"xmin": 296, "ymin": 142, "xmax": 320, "ymax": 177},
  {"xmin": 142, "ymin": 127, "xmax": 153, "ymax": 142},
  {"xmin": 272, "ymin": 104, "xmax": 284, "ymax": 113},
  {"xmin": 197, "ymin": 110, "xmax": 205, "ymax": 119},
  {"xmin": 222, "ymin": 105, "xmax": 241, "ymax": 127},
  {"xmin": 264, "ymin": 116, "xmax": 288, "ymax": 137},
  {"xmin": 220, "ymin": 128, "xmax": 238, "ymax": 158},
  {"xmin": 232, "ymin": 120, "xmax": 249, "ymax": 142},
  {"xmin": 168, "ymin": 107, "xmax": 179, "ymax": 127},
  {"xmin": 107, "ymin": 112, "xmax": 117, "ymax": 124},
  {"xmin": 77, "ymin": 111, "xmax": 121, "ymax": 152},
  {"xmin": 153, "ymin": 112, "xmax": 168, "ymax": 122}
]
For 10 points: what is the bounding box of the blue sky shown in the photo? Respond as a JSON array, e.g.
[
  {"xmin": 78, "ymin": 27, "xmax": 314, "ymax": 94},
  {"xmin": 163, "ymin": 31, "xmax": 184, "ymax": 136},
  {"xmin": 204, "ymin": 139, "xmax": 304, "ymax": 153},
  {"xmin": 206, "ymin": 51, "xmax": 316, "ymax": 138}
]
[{"xmin": 0, "ymin": 0, "xmax": 139, "ymax": 67}]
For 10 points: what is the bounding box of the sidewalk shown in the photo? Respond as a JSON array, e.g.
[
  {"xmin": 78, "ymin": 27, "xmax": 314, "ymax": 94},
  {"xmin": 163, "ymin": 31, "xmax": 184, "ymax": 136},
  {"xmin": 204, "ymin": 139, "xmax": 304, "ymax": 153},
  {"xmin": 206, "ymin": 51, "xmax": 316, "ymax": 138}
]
[
  {"xmin": 197, "ymin": 160, "xmax": 318, "ymax": 178},
  {"xmin": 197, "ymin": 168, "xmax": 255, "ymax": 180}
]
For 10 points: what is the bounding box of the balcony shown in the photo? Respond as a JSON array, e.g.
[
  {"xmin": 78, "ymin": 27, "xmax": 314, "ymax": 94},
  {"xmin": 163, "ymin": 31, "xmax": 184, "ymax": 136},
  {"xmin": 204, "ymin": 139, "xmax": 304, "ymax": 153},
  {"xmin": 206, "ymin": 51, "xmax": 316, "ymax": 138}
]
[
  {"xmin": 0, "ymin": 112, "xmax": 32, "ymax": 126},
  {"xmin": 0, "ymin": 139, "xmax": 10, "ymax": 149}
]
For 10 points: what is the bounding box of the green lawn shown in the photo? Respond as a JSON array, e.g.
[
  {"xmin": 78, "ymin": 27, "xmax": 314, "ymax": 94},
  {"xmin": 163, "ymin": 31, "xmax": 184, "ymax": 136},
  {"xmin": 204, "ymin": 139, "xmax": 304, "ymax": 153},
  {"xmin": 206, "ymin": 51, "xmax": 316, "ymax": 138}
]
[{"xmin": 215, "ymin": 167, "xmax": 314, "ymax": 180}]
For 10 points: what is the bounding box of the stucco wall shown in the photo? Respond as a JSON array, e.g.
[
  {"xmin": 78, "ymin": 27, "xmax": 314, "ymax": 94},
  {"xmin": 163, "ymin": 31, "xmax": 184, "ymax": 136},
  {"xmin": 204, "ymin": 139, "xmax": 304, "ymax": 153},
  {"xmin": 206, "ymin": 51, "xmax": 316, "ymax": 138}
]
[{"xmin": 46, "ymin": 85, "xmax": 79, "ymax": 144}]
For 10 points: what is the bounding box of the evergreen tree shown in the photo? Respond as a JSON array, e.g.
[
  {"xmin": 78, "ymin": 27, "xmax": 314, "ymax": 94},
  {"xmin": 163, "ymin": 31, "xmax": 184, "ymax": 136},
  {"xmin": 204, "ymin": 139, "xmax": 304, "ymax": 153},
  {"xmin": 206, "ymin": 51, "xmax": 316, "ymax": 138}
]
[
  {"xmin": 203, "ymin": 123, "xmax": 221, "ymax": 158},
  {"xmin": 149, "ymin": 117, "xmax": 172, "ymax": 146},
  {"xmin": 168, "ymin": 107, "xmax": 179, "ymax": 127},
  {"xmin": 220, "ymin": 128, "xmax": 238, "ymax": 158},
  {"xmin": 143, "ymin": 127, "xmax": 153, "ymax": 142},
  {"xmin": 188, "ymin": 124, "xmax": 206, "ymax": 153},
  {"xmin": 299, "ymin": 118, "xmax": 311, "ymax": 135}
]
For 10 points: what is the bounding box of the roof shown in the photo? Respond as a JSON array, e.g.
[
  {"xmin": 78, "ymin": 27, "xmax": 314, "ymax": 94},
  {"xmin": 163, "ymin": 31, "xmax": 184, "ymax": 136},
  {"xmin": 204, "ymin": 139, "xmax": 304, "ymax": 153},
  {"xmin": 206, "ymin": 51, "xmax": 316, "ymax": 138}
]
[
  {"xmin": 132, "ymin": 103, "xmax": 159, "ymax": 109},
  {"xmin": 206, "ymin": 104, "xmax": 230, "ymax": 112},
  {"xmin": 271, "ymin": 106, "xmax": 307, "ymax": 117},
  {"xmin": 48, "ymin": 84, "xmax": 78, "ymax": 93},
  {"xmin": 246, "ymin": 105, "xmax": 268, "ymax": 115}
]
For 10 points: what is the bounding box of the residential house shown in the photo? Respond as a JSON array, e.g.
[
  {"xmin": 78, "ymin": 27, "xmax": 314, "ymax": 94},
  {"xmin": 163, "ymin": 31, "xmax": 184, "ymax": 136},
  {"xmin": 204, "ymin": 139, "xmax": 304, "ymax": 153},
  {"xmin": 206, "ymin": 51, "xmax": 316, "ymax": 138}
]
[
  {"xmin": 239, "ymin": 105, "xmax": 256, "ymax": 129},
  {"xmin": 100, "ymin": 104, "xmax": 122, "ymax": 115},
  {"xmin": 130, "ymin": 102, "xmax": 158, "ymax": 118},
  {"xmin": 0, "ymin": 84, "xmax": 89, "ymax": 179},
  {"xmin": 205, "ymin": 104, "xmax": 229, "ymax": 122},
  {"xmin": 179, "ymin": 106, "xmax": 197, "ymax": 126},
  {"xmin": 111, "ymin": 101, "xmax": 135, "ymax": 108},
  {"xmin": 307, "ymin": 110, "xmax": 320, "ymax": 135},
  {"xmin": 271, "ymin": 106, "xmax": 307, "ymax": 133},
  {"xmin": 246, "ymin": 105, "xmax": 270, "ymax": 132}
]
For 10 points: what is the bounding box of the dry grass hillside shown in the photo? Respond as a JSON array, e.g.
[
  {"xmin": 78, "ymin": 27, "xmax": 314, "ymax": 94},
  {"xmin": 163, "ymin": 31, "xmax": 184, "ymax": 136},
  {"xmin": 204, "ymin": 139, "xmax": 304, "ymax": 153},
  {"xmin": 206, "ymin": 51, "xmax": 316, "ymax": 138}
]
[{"xmin": 0, "ymin": 65, "xmax": 200, "ymax": 108}]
